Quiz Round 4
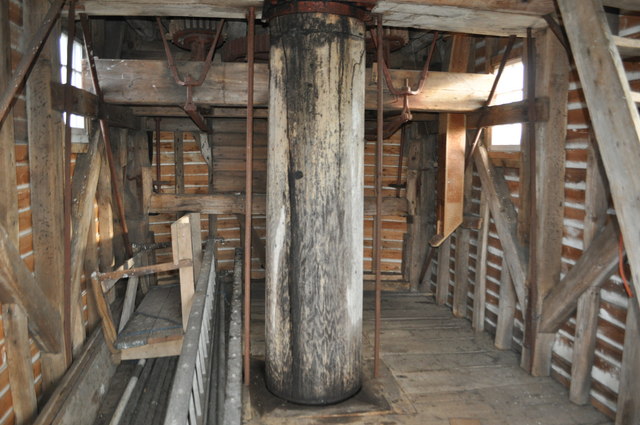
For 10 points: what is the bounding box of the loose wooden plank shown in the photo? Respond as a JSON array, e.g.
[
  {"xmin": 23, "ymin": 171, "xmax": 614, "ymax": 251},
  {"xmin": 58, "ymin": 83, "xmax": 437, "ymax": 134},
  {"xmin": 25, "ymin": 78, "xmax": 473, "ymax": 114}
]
[
  {"xmin": 2, "ymin": 304, "xmax": 38, "ymax": 425},
  {"xmin": 0, "ymin": 222, "xmax": 62, "ymax": 353},
  {"xmin": 171, "ymin": 214, "xmax": 199, "ymax": 330},
  {"xmin": 494, "ymin": 259, "xmax": 516, "ymax": 350},
  {"xmin": 539, "ymin": 220, "xmax": 618, "ymax": 333},
  {"xmin": 570, "ymin": 142, "xmax": 608, "ymax": 405},
  {"xmin": 70, "ymin": 131, "xmax": 103, "ymax": 354},
  {"xmin": 91, "ymin": 60, "xmax": 494, "ymax": 112},
  {"xmin": 25, "ymin": 0, "xmax": 68, "ymax": 389},
  {"xmin": 558, "ymin": 0, "xmax": 640, "ymax": 315},
  {"xmin": 473, "ymin": 144, "xmax": 527, "ymax": 312}
]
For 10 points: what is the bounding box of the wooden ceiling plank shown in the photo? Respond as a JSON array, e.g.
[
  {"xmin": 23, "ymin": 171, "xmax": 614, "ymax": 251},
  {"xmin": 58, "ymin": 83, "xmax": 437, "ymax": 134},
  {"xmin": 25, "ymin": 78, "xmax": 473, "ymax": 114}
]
[{"xmin": 373, "ymin": 2, "xmax": 547, "ymax": 37}]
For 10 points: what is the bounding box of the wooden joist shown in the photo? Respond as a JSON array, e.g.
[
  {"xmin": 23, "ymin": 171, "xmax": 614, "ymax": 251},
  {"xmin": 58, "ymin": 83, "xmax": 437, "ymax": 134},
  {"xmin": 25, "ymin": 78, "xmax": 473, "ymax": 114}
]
[
  {"xmin": 77, "ymin": 0, "xmax": 263, "ymax": 19},
  {"xmin": 466, "ymin": 98, "xmax": 549, "ymax": 129},
  {"xmin": 373, "ymin": 0, "xmax": 548, "ymax": 37},
  {"xmin": 0, "ymin": 222, "xmax": 62, "ymax": 353},
  {"xmin": 557, "ymin": 0, "xmax": 640, "ymax": 314},
  {"xmin": 538, "ymin": 220, "xmax": 618, "ymax": 334},
  {"xmin": 473, "ymin": 144, "xmax": 527, "ymax": 312},
  {"xmin": 90, "ymin": 60, "xmax": 494, "ymax": 112},
  {"xmin": 147, "ymin": 192, "xmax": 408, "ymax": 217},
  {"xmin": 50, "ymin": 83, "xmax": 139, "ymax": 129}
]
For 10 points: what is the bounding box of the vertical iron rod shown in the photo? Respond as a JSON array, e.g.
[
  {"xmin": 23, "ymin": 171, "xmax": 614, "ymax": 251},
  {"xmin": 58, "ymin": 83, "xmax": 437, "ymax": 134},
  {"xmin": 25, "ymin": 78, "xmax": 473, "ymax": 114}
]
[
  {"xmin": 243, "ymin": 6, "xmax": 255, "ymax": 387},
  {"xmin": 80, "ymin": 14, "xmax": 133, "ymax": 258},
  {"xmin": 63, "ymin": 0, "xmax": 76, "ymax": 365},
  {"xmin": 374, "ymin": 15, "xmax": 384, "ymax": 378}
]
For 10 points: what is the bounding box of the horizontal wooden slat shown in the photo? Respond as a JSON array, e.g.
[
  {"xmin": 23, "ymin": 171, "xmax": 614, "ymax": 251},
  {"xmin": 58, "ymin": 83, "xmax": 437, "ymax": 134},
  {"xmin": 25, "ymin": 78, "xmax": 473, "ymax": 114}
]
[
  {"xmin": 613, "ymin": 35, "xmax": 640, "ymax": 59},
  {"xmin": 148, "ymin": 192, "xmax": 408, "ymax": 216}
]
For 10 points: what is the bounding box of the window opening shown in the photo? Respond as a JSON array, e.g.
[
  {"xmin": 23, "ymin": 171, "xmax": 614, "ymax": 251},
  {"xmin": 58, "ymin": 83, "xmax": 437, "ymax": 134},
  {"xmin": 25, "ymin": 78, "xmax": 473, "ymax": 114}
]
[{"xmin": 489, "ymin": 60, "xmax": 523, "ymax": 151}]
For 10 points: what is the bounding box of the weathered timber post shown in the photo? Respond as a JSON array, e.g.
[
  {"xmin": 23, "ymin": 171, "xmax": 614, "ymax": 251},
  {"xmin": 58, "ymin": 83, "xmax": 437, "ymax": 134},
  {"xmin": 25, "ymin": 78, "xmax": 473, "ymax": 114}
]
[{"xmin": 264, "ymin": 1, "xmax": 368, "ymax": 405}]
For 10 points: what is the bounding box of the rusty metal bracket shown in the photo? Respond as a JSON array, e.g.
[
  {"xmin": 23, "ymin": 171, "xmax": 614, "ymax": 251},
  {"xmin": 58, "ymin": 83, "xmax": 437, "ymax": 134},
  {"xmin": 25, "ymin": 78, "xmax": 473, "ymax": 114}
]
[{"xmin": 156, "ymin": 17, "xmax": 226, "ymax": 134}]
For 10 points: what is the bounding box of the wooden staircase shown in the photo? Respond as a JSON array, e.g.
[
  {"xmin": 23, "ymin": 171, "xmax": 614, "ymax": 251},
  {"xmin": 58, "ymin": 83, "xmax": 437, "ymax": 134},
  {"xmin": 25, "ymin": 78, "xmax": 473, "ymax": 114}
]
[{"xmin": 556, "ymin": 1, "xmax": 640, "ymax": 424}]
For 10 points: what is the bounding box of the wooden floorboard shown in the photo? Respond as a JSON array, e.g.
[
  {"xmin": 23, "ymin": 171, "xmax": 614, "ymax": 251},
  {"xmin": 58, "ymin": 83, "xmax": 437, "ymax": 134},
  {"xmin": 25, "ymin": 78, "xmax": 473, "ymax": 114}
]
[{"xmin": 246, "ymin": 290, "xmax": 613, "ymax": 425}]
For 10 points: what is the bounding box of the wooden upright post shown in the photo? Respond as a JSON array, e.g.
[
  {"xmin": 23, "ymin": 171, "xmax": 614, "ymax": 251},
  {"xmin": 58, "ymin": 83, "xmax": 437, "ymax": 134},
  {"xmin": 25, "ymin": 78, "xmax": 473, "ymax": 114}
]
[
  {"xmin": 521, "ymin": 29, "xmax": 568, "ymax": 376},
  {"xmin": 265, "ymin": 6, "xmax": 365, "ymax": 404},
  {"xmin": 25, "ymin": 0, "xmax": 68, "ymax": 393},
  {"xmin": 0, "ymin": 4, "xmax": 37, "ymax": 422}
]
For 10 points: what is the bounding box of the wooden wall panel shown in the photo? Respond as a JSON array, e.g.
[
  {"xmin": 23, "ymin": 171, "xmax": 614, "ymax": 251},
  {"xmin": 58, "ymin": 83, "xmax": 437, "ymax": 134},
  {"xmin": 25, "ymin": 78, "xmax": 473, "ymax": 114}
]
[
  {"xmin": 150, "ymin": 119, "xmax": 408, "ymax": 283},
  {"xmin": 427, "ymin": 30, "xmax": 635, "ymax": 420}
]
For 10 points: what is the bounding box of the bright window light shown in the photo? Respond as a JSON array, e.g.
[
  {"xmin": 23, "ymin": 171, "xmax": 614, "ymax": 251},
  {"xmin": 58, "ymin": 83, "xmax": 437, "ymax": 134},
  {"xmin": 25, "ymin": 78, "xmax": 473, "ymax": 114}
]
[
  {"xmin": 490, "ymin": 61, "xmax": 524, "ymax": 150},
  {"xmin": 59, "ymin": 33, "xmax": 85, "ymax": 129}
]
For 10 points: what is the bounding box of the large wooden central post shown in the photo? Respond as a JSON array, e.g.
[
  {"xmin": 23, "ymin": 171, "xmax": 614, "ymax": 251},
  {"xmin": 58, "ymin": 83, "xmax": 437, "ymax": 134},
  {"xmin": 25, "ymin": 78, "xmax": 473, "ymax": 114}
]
[{"xmin": 264, "ymin": 4, "xmax": 366, "ymax": 405}]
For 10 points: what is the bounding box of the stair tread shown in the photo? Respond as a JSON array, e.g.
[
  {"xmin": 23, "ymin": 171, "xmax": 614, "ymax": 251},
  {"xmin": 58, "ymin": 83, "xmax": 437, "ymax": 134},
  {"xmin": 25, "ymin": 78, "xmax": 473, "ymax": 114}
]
[
  {"xmin": 613, "ymin": 35, "xmax": 640, "ymax": 59},
  {"xmin": 632, "ymin": 91, "xmax": 640, "ymax": 104}
]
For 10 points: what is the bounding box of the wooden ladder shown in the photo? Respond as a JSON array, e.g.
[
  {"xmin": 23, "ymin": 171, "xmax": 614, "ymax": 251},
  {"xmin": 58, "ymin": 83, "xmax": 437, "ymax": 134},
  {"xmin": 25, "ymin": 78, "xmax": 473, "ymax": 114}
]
[{"xmin": 557, "ymin": 1, "xmax": 640, "ymax": 424}]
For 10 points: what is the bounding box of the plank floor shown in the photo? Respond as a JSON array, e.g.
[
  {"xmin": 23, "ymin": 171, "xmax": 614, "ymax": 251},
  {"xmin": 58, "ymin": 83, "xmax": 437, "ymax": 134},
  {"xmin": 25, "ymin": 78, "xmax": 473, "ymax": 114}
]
[{"xmin": 245, "ymin": 290, "xmax": 613, "ymax": 425}]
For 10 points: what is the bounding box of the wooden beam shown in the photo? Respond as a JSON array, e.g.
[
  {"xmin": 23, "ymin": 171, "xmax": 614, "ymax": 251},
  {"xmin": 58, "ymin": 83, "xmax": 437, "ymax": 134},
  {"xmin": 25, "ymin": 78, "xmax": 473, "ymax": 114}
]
[
  {"xmin": 570, "ymin": 141, "xmax": 608, "ymax": 404},
  {"xmin": 32, "ymin": 328, "xmax": 117, "ymax": 425},
  {"xmin": 558, "ymin": 0, "xmax": 640, "ymax": 313},
  {"xmin": 90, "ymin": 60, "xmax": 494, "ymax": 112},
  {"xmin": 494, "ymin": 258, "xmax": 516, "ymax": 350},
  {"xmin": 0, "ymin": 222, "xmax": 62, "ymax": 353},
  {"xmin": 25, "ymin": 0, "xmax": 68, "ymax": 391},
  {"xmin": 2, "ymin": 304, "xmax": 38, "ymax": 425},
  {"xmin": 605, "ymin": 0, "xmax": 640, "ymax": 11},
  {"xmin": 435, "ymin": 237, "xmax": 451, "ymax": 305},
  {"xmin": 97, "ymin": 153, "xmax": 115, "ymax": 273},
  {"xmin": 373, "ymin": 1, "xmax": 548, "ymax": 37},
  {"xmin": 404, "ymin": 124, "xmax": 437, "ymax": 291},
  {"xmin": 50, "ymin": 82, "xmax": 139, "ymax": 129},
  {"xmin": 539, "ymin": 220, "xmax": 618, "ymax": 333},
  {"xmin": 523, "ymin": 28, "xmax": 569, "ymax": 377},
  {"xmin": 472, "ymin": 191, "xmax": 489, "ymax": 332},
  {"xmin": 133, "ymin": 106, "xmax": 269, "ymax": 119},
  {"xmin": 473, "ymin": 144, "xmax": 527, "ymax": 312},
  {"xmin": 616, "ymin": 300, "xmax": 640, "ymax": 424},
  {"xmin": 466, "ymin": 98, "xmax": 549, "ymax": 129},
  {"xmin": 432, "ymin": 113, "xmax": 466, "ymax": 246},
  {"xmin": 77, "ymin": 0, "xmax": 263, "ymax": 19},
  {"xmin": 0, "ymin": 5, "xmax": 36, "ymax": 423},
  {"xmin": 174, "ymin": 131, "xmax": 185, "ymax": 194},
  {"xmin": 70, "ymin": 132, "xmax": 103, "ymax": 354},
  {"xmin": 147, "ymin": 192, "xmax": 408, "ymax": 216}
]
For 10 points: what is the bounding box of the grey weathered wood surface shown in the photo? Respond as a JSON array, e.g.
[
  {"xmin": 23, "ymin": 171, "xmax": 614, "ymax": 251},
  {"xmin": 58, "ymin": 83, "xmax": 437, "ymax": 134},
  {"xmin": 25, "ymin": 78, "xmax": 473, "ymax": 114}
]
[
  {"xmin": 115, "ymin": 284, "xmax": 183, "ymax": 350},
  {"xmin": 558, "ymin": 0, "xmax": 640, "ymax": 314},
  {"xmin": 265, "ymin": 12, "xmax": 364, "ymax": 404},
  {"xmin": 89, "ymin": 59, "xmax": 494, "ymax": 112}
]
